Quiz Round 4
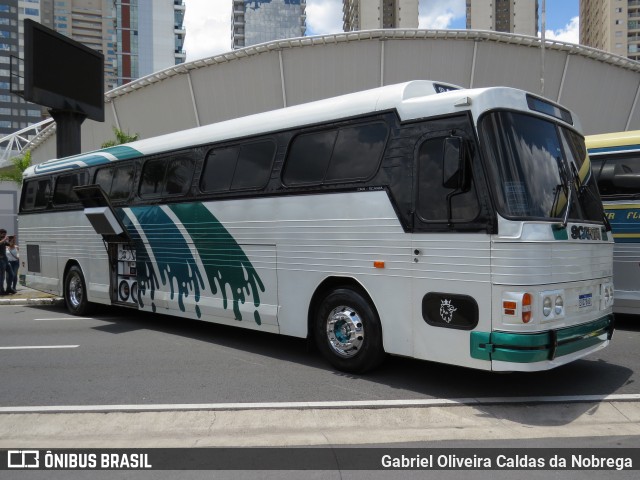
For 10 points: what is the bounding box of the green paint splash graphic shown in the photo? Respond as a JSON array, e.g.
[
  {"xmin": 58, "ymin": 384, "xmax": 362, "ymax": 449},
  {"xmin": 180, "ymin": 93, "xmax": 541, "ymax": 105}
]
[{"xmin": 169, "ymin": 203, "xmax": 265, "ymax": 325}]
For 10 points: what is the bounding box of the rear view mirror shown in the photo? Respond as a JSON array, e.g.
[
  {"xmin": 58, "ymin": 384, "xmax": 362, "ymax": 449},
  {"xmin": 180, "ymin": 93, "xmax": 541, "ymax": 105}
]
[
  {"xmin": 442, "ymin": 136, "xmax": 470, "ymax": 191},
  {"xmin": 612, "ymin": 163, "xmax": 640, "ymax": 189}
]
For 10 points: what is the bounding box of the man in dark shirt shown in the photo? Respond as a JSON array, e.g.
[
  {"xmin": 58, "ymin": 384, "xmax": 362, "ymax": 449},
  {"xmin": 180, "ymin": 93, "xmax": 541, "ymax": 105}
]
[{"xmin": 0, "ymin": 229, "xmax": 13, "ymax": 295}]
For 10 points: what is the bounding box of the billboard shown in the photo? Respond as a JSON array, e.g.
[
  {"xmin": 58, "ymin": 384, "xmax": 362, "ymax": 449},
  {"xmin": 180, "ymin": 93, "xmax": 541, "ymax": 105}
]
[{"xmin": 23, "ymin": 19, "xmax": 104, "ymax": 122}]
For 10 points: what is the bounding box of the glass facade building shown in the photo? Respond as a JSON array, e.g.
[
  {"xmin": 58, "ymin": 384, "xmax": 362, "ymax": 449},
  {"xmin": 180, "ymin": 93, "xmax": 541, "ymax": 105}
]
[
  {"xmin": 0, "ymin": 0, "xmax": 186, "ymax": 141},
  {"xmin": 232, "ymin": 0, "xmax": 306, "ymax": 49},
  {"xmin": 0, "ymin": 0, "xmax": 44, "ymax": 137}
]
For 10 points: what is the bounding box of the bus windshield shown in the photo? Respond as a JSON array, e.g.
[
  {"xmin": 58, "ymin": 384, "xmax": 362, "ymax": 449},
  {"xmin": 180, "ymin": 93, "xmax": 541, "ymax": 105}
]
[{"xmin": 480, "ymin": 111, "xmax": 604, "ymax": 223}]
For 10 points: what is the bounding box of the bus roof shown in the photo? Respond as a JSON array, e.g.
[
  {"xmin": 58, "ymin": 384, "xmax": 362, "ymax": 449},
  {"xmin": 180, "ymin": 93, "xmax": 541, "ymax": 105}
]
[
  {"xmin": 586, "ymin": 130, "xmax": 640, "ymax": 155},
  {"xmin": 24, "ymin": 80, "xmax": 577, "ymax": 178}
]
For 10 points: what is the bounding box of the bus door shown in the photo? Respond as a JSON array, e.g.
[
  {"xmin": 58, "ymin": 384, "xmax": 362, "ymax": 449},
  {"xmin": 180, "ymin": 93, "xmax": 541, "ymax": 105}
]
[
  {"xmin": 411, "ymin": 131, "xmax": 492, "ymax": 368},
  {"xmin": 74, "ymin": 185, "xmax": 139, "ymax": 308}
]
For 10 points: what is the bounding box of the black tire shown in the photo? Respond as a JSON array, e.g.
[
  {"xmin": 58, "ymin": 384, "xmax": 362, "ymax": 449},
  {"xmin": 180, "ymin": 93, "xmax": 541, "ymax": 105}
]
[
  {"xmin": 314, "ymin": 288, "xmax": 385, "ymax": 374},
  {"xmin": 64, "ymin": 265, "xmax": 93, "ymax": 316}
]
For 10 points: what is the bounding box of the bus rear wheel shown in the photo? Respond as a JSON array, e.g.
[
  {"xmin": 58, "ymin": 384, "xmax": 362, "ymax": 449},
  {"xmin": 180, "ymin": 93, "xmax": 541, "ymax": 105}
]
[
  {"xmin": 314, "ymin": 288, "xmax": 385, "ymax": 374},
  {"xmin": 64, "ymin": 265, "xmax": 93, "ymax": 316}
]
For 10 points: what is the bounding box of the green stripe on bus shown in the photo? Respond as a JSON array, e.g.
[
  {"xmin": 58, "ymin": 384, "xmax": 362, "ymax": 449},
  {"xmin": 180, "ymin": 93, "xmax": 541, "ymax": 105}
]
[
  {"xmin": 470, "ymin": 315, "xmax": 613, "ymax": 363},
  {"xmin": 102, "ymin": 145, "xmax": 142, "ymax": 160}
]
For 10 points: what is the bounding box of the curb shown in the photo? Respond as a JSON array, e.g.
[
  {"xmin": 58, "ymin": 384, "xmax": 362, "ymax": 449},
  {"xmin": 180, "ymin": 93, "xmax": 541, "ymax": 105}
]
[{"xmin": 0, "ymin": 297, "xmax": 64, "ymax": 306}]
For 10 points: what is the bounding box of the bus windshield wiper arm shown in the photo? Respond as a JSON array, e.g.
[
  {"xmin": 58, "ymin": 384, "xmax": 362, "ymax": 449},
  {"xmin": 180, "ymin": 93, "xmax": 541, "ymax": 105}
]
[{"xmin": 560, "ymin": 178, "xmax": 574, "ymax": 229}]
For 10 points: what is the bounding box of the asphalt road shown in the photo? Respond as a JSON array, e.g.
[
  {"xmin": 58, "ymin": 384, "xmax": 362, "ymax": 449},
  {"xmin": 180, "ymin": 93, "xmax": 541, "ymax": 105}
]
[
  {"xmin": 0, "ymin": 304, "xmax": 638, "ymax": 407},
  {"xmin": 1, "ymin": 304, "xmax": 639, "ymax": 480}
]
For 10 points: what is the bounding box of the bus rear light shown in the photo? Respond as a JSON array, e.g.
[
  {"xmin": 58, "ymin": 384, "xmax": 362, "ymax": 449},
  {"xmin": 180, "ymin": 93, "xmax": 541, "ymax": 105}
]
[
  {"xmin": 502, "ymin": 292, "xmax": 534, "ymax": 324},
  {"xmin": 503, "ymin": 300, "xmax": 517, "ymax": 316},
  {"xmin": 522, "ymin": 293, "xmax": 532, "ymax": 323}
]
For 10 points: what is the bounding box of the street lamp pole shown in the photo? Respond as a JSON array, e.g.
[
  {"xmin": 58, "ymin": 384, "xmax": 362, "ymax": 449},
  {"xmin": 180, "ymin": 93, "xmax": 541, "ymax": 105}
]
[{"xmin": 541, "ymin": 0, "xmax": 546, "ymax": 96}]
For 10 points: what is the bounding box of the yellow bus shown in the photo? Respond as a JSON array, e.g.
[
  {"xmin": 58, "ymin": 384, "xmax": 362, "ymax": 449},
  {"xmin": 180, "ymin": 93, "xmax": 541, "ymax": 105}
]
[{"xmin": 586, "ymin": 130, "xmax": 640, "ymax": 314}]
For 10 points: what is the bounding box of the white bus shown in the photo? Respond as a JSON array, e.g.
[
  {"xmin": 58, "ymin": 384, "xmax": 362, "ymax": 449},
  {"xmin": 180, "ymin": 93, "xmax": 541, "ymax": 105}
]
[
  {"xmin": 19, "ymin": 80, "xmax": 614, "ymax": 373},
  {"xmin": 586, "ymin": 130, "xmax": 640, "ymax": 314}
]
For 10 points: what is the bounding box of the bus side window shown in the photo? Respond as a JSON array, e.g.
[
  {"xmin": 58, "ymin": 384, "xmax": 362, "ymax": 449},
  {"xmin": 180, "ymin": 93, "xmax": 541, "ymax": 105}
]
[
  {"xmin": 110, "ymin": 165, "xmax": 135, "ymax": 200},
  {"xmin": 95, "ymin": 165, "xmax": 135, "ymax": 201},
  {"xmin": 282, "ymin": 122, "xmax": 388, "ymax": 186},
  {"xmin": 95, "ymin": 167, "xmax": 114, "ymax": 195},
  {"xmin": 416, "ymin": 137, "xmax": 480, "ymax": 223},
  {"xmin": 165, "ymin": 158, "xmax": 195, "ymax": 195},
  {"xmin": 53, "ymin": 171, "xmax": 88, "ymax": 206},
  {"xmin": 140, "ymin": 158, "xmax": 166, "ymax": 197},
  {"xmin": 140, "ymin": 156, "xmax": 194, "ymax": 197},
  {"xmin": 200, "ymin": 140, "xmax": 275, "ymax": 193},
  {"xmin": 22, "ymin": 178, "xmax": 51, "ymax": 211},
  {"xmin": 231, "ymin": 141, "xmax": 275, "ymax": 190}
]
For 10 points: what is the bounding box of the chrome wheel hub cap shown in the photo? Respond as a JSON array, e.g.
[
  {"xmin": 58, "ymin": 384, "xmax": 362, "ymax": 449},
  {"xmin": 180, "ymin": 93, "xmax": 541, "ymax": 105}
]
[
  {"xmin": 68, "ymin": 274, "xmax": 83, "ymax": 308},
  {"xmin": 326, "ymin": 306, "xmax": 364, "ymax": 358}
]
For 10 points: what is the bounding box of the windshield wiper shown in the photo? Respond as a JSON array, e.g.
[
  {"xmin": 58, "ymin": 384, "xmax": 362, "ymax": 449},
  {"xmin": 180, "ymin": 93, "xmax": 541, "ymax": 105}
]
[
  {"xmin": 551, "ymin": 156, "xmax": 573, "ymax": 229},
  {"xmin": 570, "ymin": 161, "xmax": 612, "ymax": 232},
  {"xmin": 560, "ymin": 178, "xmax": 574, "ymax": 229}
]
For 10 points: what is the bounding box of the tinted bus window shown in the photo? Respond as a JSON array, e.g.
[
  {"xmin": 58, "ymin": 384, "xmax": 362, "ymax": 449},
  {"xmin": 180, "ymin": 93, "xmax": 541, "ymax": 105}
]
[
  {"xmin": 95, "ymin": 164, "xmax": 135, "ymax": 201},
  {"xmin": 326, "ymin": 123, "xmax": 388, "ymax": 181},
  {"xmin": 283, "ymin": 130, "xmax": 336, "ymax": 185},
  {"xmin": 165, "ymin": 158, "xmax": 195, "ymax": 195},
  {"xmin": 201, "ymin": 140, "xmax": 275, "ymax": 193},
  {"xmin": 140, "ymin": 156, "xmax": 194, "ymax": 198},
  {"xmin": 22, "ymin": 178, "xmax": 51, "ymax": 210},
  {"xmin": 53, "ymin": 171, "xmax": 88, "ymax": 205},
  {"xmin": 283, "ymin": 122, "xmax": 388, "ymax": 186},
  {"xmin": 232, "ymin": 141, "xmax": 275, "ymax": 190},
  {"xmin": 201, "ymin": 146, "xmax": 238, "ymax": 192},
  {"xmin": 140, "ymin": 158, "xmax": 166, "ymax": 197},
  {"xmin": 416, "ymin": 137, "xmax": 479, "ymax": 222}
]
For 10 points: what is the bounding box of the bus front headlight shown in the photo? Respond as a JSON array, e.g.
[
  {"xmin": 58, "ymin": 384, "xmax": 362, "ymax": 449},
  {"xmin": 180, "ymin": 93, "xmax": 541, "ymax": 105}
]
[
  {"xmin": 554, "ymin": 295, "xmax": 564, "ymax": 316},
  {"xmin": 540, "ymin": 290, "xmax": 564, "ymax": 321}
]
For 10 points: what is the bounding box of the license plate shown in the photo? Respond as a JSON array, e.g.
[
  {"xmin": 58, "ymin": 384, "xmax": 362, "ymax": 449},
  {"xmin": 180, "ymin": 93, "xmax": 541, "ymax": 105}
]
[{"xmin": 579, "ymin": 293, "xmax": 592, "ymax": 308}]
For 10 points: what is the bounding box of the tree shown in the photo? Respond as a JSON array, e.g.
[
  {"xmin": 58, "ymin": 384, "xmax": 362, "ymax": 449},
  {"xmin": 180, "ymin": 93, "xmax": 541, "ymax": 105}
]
[
  {"xmin": 101, "ymin": 127, "xmax": 139, "ymax": 148},
  {"xmin": 0, "ymin": 150, "xmax": 31, "ymax": 186}
]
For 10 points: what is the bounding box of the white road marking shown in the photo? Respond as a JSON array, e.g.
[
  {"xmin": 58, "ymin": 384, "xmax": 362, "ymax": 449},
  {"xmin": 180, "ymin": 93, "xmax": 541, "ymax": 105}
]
[
  {"xmin": 33, "ymin": 317, "xmax": 91, "ymax": 321},
  {"xmin": 0, "ymin": 393, "xmax": 639, "ymax": 413},
  {"xmin": 0, "ymin": 345, "xmax": 79, "ymax": 350}
]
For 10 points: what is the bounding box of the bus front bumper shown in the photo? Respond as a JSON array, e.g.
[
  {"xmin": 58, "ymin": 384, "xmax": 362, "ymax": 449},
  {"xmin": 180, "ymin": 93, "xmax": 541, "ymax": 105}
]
[{"xmin": 470, "ymin": 315, "xmax": 614, "ymax": 371}]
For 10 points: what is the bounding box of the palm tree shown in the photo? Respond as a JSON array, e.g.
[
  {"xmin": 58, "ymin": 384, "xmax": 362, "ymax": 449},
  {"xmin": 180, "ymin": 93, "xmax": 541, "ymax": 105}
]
[
  {"xmin": 0, "ymin": 150, "xmax": 32, "ymax": 186},
  {"xmin": 101, "ymin": 127, "xmax": 139, "ymax": 148}
]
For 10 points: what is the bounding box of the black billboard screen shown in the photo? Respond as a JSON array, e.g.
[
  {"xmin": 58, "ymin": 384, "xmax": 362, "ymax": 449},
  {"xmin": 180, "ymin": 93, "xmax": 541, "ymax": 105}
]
[{"xmin": 24, "ymin": 19, "xmax": 104, "ymax": 121}]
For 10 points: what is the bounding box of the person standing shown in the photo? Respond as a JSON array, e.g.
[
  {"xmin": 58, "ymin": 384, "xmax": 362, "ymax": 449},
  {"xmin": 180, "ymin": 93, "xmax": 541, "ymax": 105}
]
[
  {"xmin": 0, "ymin": 229, "xmax": 11, "ymax": 295},
  {"xmin": 6, "ymin": 236, "xmax": 19, "ymax": 293}
]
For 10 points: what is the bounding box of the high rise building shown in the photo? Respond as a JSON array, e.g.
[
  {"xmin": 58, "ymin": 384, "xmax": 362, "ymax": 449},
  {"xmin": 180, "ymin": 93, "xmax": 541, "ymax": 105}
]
[
  {"xmin": 0, "ymin": 0, "xmax": 185, "ymax": 139},
  {"xmin": 115, "ymin": 0, "xmax": 186, "ymax": 87},
  {"xmin": 51, "ymin": 1, "xmax": 117, "ymax": 89},
  {"xmin": 232, "ymin": 0, "xmax": 306, "ymax": 49},
  {"xmin": 580, "ymin": 0, "xmax": 639, "ymax": 61},
  {"xmin": 466, "ymin": 0, "xmax": 539, "ymax": 36},
  {"xmin": 343, "ymin": 0, "xmax": 418, "ymax": 31},
  {"xmin": 0, "ymin": 1, "xmax": 45, "ymax": 137}
]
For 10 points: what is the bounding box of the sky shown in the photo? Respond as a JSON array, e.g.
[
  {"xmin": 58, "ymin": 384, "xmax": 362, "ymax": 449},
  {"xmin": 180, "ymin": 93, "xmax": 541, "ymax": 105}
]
[{"xmin": 183, "ymin": 0, "xmax": 579, "ymax": 63}]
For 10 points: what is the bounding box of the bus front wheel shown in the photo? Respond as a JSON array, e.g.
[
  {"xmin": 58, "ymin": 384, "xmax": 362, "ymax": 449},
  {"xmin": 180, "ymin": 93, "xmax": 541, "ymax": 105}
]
[
  {"xmin": 314, "ymin": 288, "xmax": 385, "ymax": 374},
  {"xmin": 64, "ymin": 265, "xmax": 93, "ymax": 316}
]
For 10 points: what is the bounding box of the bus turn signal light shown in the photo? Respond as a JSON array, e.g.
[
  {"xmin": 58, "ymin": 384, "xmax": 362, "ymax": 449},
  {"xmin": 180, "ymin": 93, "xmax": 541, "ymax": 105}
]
[
  {"xmin": 373, "ymin": 261, "xmax": 385, "ymax": 269},
  {"xmin": 503, "ymin": 300, "xmax": 517, "ymax": 316},
  {"xmin": 522, "ymin": 293, "xmax": 532, "ymax": 323}
]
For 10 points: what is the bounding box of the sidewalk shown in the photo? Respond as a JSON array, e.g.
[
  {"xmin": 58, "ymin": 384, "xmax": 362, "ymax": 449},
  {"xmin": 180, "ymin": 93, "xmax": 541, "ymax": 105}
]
[{"xmin": 0, "ymin": 285, "xmax": 64, "ymax": 306}]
